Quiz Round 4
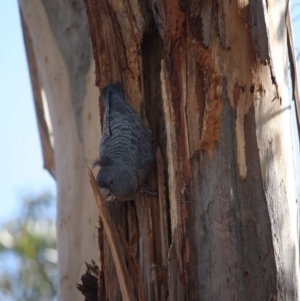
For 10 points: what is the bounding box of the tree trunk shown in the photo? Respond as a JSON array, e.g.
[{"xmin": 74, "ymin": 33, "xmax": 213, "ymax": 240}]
[
  {"xmin": 19, "ymin": 1, "xmax": 99, "ymax": 300},
  {"xmin": 83, "ymin": 0, "xmax": 299, "ymax": 300},
  {"xmin": 20, "ymin": 0, "xmax": 299, "ymax": 300}
]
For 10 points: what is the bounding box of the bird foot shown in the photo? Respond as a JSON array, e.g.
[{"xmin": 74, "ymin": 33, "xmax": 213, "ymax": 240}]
[
  {"xmin": 139, "ymin": 184, "xmax": 157, "ymax": 196},
  {"xmin": 92, "ymin": 158, "xmax": 100, "ymax": 169}
]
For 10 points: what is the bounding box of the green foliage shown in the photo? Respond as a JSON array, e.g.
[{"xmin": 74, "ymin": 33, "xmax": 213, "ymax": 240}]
[{"xmin": 0, "ymin": 193, "xmax": 57, "ymax": 301}]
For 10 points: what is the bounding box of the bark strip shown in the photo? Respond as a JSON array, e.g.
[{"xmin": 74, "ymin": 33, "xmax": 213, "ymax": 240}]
[{"xmin": 88, "ymin": 167, "xmax": 136, "ymax": 301}]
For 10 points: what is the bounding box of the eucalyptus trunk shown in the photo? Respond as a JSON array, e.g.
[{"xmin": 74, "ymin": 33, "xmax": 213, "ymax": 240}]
[{"xmin": 20, "ymin": 0, "xmax": 299, "ymax": 300}]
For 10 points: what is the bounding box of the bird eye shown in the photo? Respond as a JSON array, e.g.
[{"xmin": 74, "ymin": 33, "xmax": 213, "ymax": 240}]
[{"xmin": 110, "ymin": 180, "xmax": 114, "ymax": 184}]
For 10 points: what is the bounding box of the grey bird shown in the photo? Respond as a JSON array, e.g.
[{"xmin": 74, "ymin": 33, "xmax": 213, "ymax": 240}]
[{"xmin": 93, "ymin": 81, "xmax": 155, "ymax": 201}]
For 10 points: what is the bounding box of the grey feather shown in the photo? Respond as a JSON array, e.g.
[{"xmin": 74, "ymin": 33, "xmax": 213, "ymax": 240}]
[{"xmin": 95, "ymin": 81, "xmax": 155, "ymax": 200}]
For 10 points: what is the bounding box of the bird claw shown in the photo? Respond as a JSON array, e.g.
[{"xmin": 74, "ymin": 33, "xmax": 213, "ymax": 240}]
[
  {"xmin": 139, "ymin": 184, "xmax": 157, "ymax": 196},
  {"xmin": 92, "ymin": 159, "xmax": 101, "ymax": 169}
]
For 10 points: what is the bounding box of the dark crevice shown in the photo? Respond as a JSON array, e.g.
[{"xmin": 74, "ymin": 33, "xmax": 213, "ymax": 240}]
[{"xmin": 142, "ymin": 27, "xmax": 172, "ymax": 247}]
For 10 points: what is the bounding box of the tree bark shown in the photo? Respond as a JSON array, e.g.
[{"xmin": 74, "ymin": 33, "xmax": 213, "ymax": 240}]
[
  {"xmin": 84, "ymin": 0, "xmax": 299, "ymax": 300},
  {"xmin": 19, "ymin": 1, "xmax": 100, "ymax": 300},
  {"xmin": 19, "ymin": 0, "xmax": 299, "ymax": 300}
]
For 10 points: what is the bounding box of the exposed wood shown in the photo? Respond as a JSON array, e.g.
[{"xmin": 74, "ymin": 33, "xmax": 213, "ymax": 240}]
[
  {"xmin": 76, "ymin": 262, "xmax": 99, "ymax": 301},
  {"xmin": 118, "ymin": 227, "xmax": 147, "ymax": 301},
  {"xmin": 160, "ymin": 59, "xmax": 185, "ymax": 276},
  {"xmin": 19, "ymin": 1, "xmax": 99, "ymax": 300},
  {"xmin": 83, "ymin": 0, "xmax": 299, "ymax": 299},
  {"xmin": 88, "ymin": 167, "xmax": 136, "ymax": 301},
  {"xmin": 249, "ymin": 0, "xmax": 271, "ymax": 63},
  {"xmin": 97, "ymin": 217, "xmax": 106, "ymax": 301},
  {"xmin": 20, "ymin": 0, "xmax": 300, "ymax": 299},
  {"xmin": 20, "ymin": 11, "xmax": 55, "ymax": 179}
]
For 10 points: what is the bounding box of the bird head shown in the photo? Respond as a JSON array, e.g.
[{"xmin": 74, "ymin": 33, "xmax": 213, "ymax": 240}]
[{"xmin": 96, "ymin": 164, "xmax": 137, "ymax": 200}]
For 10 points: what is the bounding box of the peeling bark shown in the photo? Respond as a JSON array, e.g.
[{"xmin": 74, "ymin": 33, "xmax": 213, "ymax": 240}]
[
  {"xmin": 19, "ymin": 1, "xmax": 99, "ymax": 300},
  {"xmin": 20, "ymin": 0, "xmax": 299, "ymax": 300},
  {"xmin": 21, "ymin": 12, "xmax": 55, "ymax": 178},
  {"xmin": 83, "ymin": 0, "xmax": 299, "ymax": 300}
]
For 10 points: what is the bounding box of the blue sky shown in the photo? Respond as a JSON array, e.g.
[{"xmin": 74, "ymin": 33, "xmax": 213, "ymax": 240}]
[
  {"xmin": 0, "ymin": 1, "xmax": 300, "ymax": 225},
  {"xmin": 291, "ymin": 0, "xmax": 300, "ymax": 92},
  {"xmin": 0, "ymin": 0, "xmax": 55, "ymax": 223}
]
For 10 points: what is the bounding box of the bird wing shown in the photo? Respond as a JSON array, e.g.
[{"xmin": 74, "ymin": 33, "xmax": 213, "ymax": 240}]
[
  {"xmin": 99, "ymin": 82, "xmax": 154, "ymax": 180},
  {"xmin": 101, "ymin": 81, "xmax": 127, "ymax": 137},
  {"xmin": 100, "ymin": 110, "xmax": 153, "ymax": 166}
]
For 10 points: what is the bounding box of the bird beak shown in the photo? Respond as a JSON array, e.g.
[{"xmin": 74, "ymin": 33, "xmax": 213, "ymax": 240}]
[
  {"xmin": 100, "ymin": 188, "xmax": 116, "ymax": 201},
  {"xmin": 100, "ymin": 188, "xmax": 110, "ymax": 198}
]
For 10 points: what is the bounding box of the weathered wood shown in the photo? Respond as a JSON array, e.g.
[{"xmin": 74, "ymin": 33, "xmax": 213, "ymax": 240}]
[
  {"xmin": 88, "ymin": 167, "xmax": 136, "ymax": 301},
  {"xmin": 118, "ymin": 227, "xmax": 147, "ymax": 301},
  {"xmin": 97, "ymin": 218, "xmax": 106, "ymax": 301},
  {"xmin": 20, "ymin": 0, "xmax": 299, "ymax": 299},
  {"xmin": 20, "ymin": 12, "xmax": 55, "ymax": 178},
  {"xmin": 83, "ymin": 0, "xmax": 299, "ymax": 300},
  {"xmin": 19, "ymin": 1, "xmax": 100, "ymax": 300},
  {"xmin": 76, "ymin": 262, "xmax": 99, "ymax": 301}
]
